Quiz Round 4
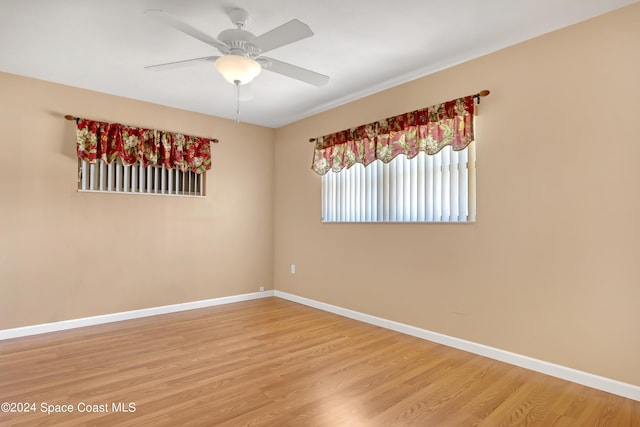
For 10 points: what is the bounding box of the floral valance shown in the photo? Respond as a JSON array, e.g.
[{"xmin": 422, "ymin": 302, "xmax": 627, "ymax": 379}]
[
  {"xmin": 311, "ymin": 95, "xmax": 475, "ymax": 175},
  {"xmin": 75, "ymin": 118, "xmax": 215, "ymax": 174}
]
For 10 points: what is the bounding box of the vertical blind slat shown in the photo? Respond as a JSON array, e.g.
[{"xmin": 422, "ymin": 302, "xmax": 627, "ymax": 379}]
[
  {"xmin": 99, "ymin": 162, "xmax": 105, "ymax": 192},
  {"xmin": 124, "ymin": 165, "xmax": 130, "ymax": 192},
  {"xmin": 89, "ymin": 164, "xmax": 96, "ymax": 191},
  {"xmin": 417, "ymin": 153, "xmax": 425, "ymax": 222},
  {"xmin": 359, "ymin": 165, "xmax": 366, "ymax": 222},
  {"xmin": 441, "ymin": 149, "xmax": 450, "ymax": 221},
  {"xmin": 368, "ymin": 165, "xmax": 373, "ymax": 221},
  {"xmin": 80, "ymin": 160, "xmax": 87, "ymax": 191},
  {"xmin": 468, "ymin": 141, "xmax": 476, "ymax": 222},
  {"xmin": 376, "ymin": 161, "xmax": 383, "ymax": 222},
  {"xmin": 401, "ymin": 156, "xmax": 409, "ymax": 221},
  {"xmin": 409, "ymin": 155, "xmax": 417, "ymax": 222},
  {"xmin": 452, "ymin": 150, "xmax": 458, "ymax": 220},
  {"xmin": 388, "ymin": 161, "xmax": 396, "ymax": 222}
]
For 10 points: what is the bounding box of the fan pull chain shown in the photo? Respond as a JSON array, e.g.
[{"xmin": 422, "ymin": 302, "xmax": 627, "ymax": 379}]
[{"xmin": 234, "ymin": 80, "xmax": 241, "ymax": 123}]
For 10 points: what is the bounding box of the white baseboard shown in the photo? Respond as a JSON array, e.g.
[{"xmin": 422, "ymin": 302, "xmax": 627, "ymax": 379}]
[
  {"xmin": 274, "ymin": 290, "xmax": 640, "ymax": 402},
  {"xmin": 0, "ymin": 290, "xmax": 275, "ymax": 341}
]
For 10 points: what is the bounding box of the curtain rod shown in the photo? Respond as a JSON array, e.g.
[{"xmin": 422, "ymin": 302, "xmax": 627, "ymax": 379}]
[
  {"xmin": 308, "ymin": 89, "xmax": 490, "ymax": 143},
  {"xmin": 64, "ymin": 115, "xmax": 219, "ymax": 143}
]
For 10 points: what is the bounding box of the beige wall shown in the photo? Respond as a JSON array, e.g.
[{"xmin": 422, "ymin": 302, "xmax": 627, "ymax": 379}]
[
  {"xmin": 274, "ymin": 4, "xmax": 640, "ymax": 386},
  {"xmin": 0, "ymin": 73, "xmax": 275, "ymax": 329}
]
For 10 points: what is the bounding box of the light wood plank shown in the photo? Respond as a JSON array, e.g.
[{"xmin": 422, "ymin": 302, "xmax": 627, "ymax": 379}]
[{"xmin": 1, "ymin": 297, "xmax": 638, "ymax": 426}]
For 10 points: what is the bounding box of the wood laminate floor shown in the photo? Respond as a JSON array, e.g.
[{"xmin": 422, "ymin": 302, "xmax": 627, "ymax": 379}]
[{"xmin": 1, "ymin": 297, "xmax": 638, "ymax": 426}]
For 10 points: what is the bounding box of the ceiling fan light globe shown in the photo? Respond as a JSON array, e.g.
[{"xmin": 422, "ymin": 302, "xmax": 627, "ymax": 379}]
[{"xmin": 215, "ymin": 55, "xmax": 261, "ymax": 85}]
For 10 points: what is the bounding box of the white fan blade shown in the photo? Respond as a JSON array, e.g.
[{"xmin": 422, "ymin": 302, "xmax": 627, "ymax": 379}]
[
  {"xmin": 262, "ymin": 57, "xmax": 329, "ymax": 86},
  {"xmin": 250, "ymin": 19, "xmax": 313, "ymax": 54},
  {"xmin": 145, "ymin": 9, "xmax": 229, "ymax": 54},
  {"xmin": 145, "ymin": 56, "xmax": 218, "ymax": 71}
]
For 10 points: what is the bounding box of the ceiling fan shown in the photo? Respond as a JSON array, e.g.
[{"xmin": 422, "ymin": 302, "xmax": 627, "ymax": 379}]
[{"xmin": 144, "ymin": 8, "xmax": 330, "ymax": 89}]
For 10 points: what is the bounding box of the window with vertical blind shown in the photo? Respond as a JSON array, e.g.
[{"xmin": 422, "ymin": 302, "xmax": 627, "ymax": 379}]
[
  {"xmin": 72, "ymin": 115, "xmax": 214, "ymax": 198},
  {"xmin": 321, "ymin": 142, "xmax": 475, "ymax": 223},
  {"xmin": 312, "ymin": 94, "xmax": 485, "ymax": 224}
]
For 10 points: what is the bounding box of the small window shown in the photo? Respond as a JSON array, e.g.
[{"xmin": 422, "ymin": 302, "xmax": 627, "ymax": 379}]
[
  {"xmin": 78, "ymin": 158, "xmax": 205, "ymax": 197},
  {"xmin": 322, "ymin": 143, "xmax": 475, "ymax": 223}
]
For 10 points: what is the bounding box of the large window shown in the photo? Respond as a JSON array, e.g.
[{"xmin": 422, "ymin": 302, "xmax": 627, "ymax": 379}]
[
  {"xmin": 322, "ymin": 142, "xmax": 475, "ymax": 223},
  {"xmin": 312, "ymin": 94, "xmax": 483, "ymax": 223}
]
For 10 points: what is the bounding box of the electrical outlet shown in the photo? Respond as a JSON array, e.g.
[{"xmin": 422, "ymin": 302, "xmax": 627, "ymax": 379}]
[
  {"xmin": 290, "ymin": 264, "xmax": 296, "ymax": 274},
  {"xmin": 259, "ymin": 286, "xmax": 265, "ymax": 292}
]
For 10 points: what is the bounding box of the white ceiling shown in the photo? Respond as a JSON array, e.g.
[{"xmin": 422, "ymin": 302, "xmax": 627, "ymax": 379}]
[{"xmin": 1, "ymin": 0, "xmax": 637, "ymax": 128}]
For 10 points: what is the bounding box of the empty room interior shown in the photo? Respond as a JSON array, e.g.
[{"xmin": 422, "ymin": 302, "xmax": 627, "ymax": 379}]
[{"xmin": 1, "ymin": 1, "xmax": 639, "ymax": 425}]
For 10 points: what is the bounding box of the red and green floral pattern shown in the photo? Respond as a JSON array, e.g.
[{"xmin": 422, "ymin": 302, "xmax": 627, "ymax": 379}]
[
  {"xmin": 76, "ymin": 119, "xmax": 213, "ymax": 174},
  {"xmin": 311, "ymin": 96, "xmax": 475, "ymax": 175}
]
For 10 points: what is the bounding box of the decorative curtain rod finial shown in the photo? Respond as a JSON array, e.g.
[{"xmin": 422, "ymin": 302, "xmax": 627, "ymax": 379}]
[{"xmin": 474, "ymin": 90, "xmax": 490, "ymax": 104}]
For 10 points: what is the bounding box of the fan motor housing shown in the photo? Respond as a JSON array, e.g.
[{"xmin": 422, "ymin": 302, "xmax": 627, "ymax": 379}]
[{"xmin": 217, "ymin": 28, "xmax": 259, "ymax": 55}]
